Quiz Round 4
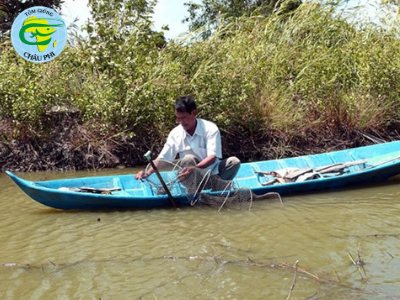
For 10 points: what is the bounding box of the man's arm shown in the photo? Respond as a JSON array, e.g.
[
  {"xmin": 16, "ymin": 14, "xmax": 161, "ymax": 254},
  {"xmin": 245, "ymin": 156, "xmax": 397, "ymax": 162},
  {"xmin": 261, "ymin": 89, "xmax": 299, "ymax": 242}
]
[
  {"xmin": 134, "ymin": 158, "xmax": 160, "ymax": 180},
  {"xmin": 135, "ymin": 130, "xmax": 178, "ymax": 180},
  {"xmin": 200, "ymin": 123, "xmax": 221, "ymax": 169},
  {"xmin": 195, "ymin": 155, "xmax": 216, "ymax": 169}
]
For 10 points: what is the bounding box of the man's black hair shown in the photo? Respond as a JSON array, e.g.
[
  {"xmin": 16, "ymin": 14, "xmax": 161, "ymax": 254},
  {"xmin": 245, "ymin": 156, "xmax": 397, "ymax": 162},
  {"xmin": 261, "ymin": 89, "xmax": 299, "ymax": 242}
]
[{"xmin": 174, "ymin": 95, "xmax": 197, "ymax": 114}]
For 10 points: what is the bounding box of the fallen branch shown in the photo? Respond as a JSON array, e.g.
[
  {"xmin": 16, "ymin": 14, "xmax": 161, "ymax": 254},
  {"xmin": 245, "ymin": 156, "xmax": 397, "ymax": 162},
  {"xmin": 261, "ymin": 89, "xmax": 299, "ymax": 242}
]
[
  {"xmin": 286, "ymin": 260, "xmax": 299, "ymax": 300},
  {"xmin": 0, "ymin": 255, "xmax": 385, "ymax": 297}
]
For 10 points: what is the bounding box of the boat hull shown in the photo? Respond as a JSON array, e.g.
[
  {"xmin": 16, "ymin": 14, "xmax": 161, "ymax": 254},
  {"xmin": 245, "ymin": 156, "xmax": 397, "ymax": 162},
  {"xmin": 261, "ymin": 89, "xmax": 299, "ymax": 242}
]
[{"xmin": 6, "ymin": 141, "xmax": 400, "ymax": 210}]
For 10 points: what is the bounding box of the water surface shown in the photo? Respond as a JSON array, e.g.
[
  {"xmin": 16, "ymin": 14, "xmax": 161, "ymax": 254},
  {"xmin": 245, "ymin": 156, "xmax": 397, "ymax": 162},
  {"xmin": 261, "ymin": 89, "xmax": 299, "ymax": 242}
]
[{"xmin": 1, "ymin": 169, "xmax": 400, "ymax": 300}]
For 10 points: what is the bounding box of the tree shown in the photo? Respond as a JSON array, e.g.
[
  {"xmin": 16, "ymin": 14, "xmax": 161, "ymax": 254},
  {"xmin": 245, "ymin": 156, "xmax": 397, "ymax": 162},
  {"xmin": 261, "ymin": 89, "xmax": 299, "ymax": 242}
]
[
  {"xmin": 381, "ymin": 0, "xmax": 400, "ymax": 16},
  {"xmin": 183, "ymin": 0, "xmax": 301, "ymax": 39},
  {"xmin": 82, "ymin": 0, "xmax": 165, "ymax": 75},
  {"xmin": 0, "ymin": 0, "xmax": 64, "ymax": 40}
]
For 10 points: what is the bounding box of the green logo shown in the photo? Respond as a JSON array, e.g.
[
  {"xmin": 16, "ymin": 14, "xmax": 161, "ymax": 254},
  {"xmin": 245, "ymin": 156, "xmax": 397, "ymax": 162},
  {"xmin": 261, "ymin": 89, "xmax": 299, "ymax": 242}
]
[{"xmin": 11, "ymin": 6, "xmax": 67, "ymax": 63}]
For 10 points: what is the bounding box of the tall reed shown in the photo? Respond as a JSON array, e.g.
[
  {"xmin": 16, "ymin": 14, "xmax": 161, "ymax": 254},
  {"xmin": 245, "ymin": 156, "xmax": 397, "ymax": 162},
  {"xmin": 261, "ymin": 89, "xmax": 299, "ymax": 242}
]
[{"xmin": 1, "ymin": 0, "xmax": 399, "ymax": 141}]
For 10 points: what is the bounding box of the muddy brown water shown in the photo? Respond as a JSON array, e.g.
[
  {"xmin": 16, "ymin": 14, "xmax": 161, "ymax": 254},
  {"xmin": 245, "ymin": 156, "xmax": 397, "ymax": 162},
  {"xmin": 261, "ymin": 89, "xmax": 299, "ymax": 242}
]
[{"xmin": 1, "ymin": 169, "xmax": 400, "ymax": 300}]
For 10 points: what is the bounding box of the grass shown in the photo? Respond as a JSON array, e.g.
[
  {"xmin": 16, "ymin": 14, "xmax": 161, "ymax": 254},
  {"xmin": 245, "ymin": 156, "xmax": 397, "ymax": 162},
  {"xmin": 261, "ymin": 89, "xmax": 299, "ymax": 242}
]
[{"xmin": 1, "ymin": 0, "xmax": 400, "ymax": 167}]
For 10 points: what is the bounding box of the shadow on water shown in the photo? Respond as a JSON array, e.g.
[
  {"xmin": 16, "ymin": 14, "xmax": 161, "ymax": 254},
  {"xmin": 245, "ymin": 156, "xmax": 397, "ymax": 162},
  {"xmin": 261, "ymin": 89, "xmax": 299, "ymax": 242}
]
[{"xmin": 30, "ymin": 205, "xmax": 192, "ymax": 215}]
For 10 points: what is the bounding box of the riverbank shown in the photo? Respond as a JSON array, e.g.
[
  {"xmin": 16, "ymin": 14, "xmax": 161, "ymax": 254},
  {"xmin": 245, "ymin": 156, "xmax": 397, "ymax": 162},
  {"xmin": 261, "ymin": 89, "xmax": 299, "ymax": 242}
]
[
  {"xmin": 2, "ymin": 2, "xmax": 400, "ymax": 173},
  {"xmin": 2, "ymin": 113, "xmax": 399, "ymax": 173}
]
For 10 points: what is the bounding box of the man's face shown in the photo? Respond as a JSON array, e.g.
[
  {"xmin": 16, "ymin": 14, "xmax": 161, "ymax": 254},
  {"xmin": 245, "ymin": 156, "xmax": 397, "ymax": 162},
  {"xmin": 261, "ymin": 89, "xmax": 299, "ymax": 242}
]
[{"xmin": 175, "ymin": 110, "xmax": 197, "ymax": 133}]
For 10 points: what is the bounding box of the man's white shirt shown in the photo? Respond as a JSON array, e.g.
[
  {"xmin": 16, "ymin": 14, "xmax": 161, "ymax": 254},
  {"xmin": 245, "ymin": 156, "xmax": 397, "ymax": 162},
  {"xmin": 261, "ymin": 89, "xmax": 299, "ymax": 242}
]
[{"xmin": 158, "ymin": 118, "xmax": 222, "ymax": 173}]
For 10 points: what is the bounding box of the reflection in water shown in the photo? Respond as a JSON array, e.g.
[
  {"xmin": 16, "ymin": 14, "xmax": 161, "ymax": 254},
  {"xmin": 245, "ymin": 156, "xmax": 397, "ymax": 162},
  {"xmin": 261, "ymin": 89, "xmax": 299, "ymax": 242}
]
[{"xmin": 1, "ymin": 170, "xmax": 400, "ymax": 299}]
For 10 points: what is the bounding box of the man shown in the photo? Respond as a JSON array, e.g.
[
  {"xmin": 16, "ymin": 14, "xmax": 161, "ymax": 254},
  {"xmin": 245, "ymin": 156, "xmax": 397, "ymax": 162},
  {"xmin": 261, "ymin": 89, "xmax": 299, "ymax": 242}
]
[{"xmin": 135, "ymin": 95, "xmax": 241, "ymax": 181}]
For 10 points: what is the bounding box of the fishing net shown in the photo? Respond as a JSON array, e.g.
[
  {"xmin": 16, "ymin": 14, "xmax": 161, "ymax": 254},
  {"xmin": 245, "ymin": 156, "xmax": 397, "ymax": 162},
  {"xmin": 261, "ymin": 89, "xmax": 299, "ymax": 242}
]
[{"xmin": 143, "ymin": 158, "xmax": 282, "ymax": 211}]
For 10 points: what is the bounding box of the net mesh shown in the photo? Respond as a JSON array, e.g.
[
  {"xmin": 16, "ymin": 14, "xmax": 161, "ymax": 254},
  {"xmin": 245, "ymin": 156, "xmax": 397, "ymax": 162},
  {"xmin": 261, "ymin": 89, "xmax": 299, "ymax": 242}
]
[{"xmin": 143, "ymin": 158, "xmax": 282, "ymax": 211}]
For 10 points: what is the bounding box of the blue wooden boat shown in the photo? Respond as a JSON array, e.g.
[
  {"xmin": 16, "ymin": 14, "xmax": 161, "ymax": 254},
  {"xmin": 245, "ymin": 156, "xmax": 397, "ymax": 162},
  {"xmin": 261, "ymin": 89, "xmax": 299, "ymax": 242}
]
[{"xmin": 6, "ymin": 141, "xmax": 400, "ymax": 210}]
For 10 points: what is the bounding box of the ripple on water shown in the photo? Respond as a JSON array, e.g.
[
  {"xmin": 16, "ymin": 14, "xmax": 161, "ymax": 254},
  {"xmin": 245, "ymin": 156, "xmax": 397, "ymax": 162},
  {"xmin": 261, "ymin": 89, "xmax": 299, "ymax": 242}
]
[{"xmin": 2, "ymin": 171, "xmax": 400, "ymax": 299}]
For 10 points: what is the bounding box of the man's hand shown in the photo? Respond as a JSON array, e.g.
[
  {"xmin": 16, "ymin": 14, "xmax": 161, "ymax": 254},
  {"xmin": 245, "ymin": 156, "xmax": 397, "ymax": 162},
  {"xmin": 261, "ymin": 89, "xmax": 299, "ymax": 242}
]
[
  {"xmin": 135, "ymin": 170, "xmax": 147, "ymax": 180},
  {"xmin": 177, "ymin": 166, "xmax": 195, "ymax": 183}
]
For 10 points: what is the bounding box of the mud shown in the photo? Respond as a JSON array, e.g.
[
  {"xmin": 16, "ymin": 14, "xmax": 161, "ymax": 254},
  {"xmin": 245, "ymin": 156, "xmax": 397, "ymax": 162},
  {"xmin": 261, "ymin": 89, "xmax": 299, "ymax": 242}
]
[
  {"xmin": 1, "ymin": 113, "xmax": 399, "ymax": 172},
  {"xmin": 0, "ymin": 112, "xmax": 161, "ymax": 172}
]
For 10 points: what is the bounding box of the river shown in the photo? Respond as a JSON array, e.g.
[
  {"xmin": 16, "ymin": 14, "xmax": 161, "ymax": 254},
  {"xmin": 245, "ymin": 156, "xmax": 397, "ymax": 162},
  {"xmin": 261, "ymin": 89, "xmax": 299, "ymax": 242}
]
[{"xmin": 1, "ymin": 168, "xmax": 400, "ymax": 300}]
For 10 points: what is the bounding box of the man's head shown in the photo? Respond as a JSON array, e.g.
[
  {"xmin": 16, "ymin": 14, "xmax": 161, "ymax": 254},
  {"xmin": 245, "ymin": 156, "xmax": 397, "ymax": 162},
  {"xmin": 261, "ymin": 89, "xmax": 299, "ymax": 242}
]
[
  {"xmin": 174, "ymin": 96, "xmax": 197, "ymax": 135},
  {"xmin": 174, "ymin": 96, "xmax": 197, "ymax": 114}
]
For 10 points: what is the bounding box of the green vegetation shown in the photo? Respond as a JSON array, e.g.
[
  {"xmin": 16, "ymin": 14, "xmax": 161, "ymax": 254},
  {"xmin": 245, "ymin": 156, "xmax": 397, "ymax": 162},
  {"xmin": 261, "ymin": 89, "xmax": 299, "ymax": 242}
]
[
  {"xmin": 1, "ymin": 0, "xmax": 400, "ymax": 169},
  {"xmin": 183, "ymin": 0, "xmax": 301, "ymax": 39}
]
